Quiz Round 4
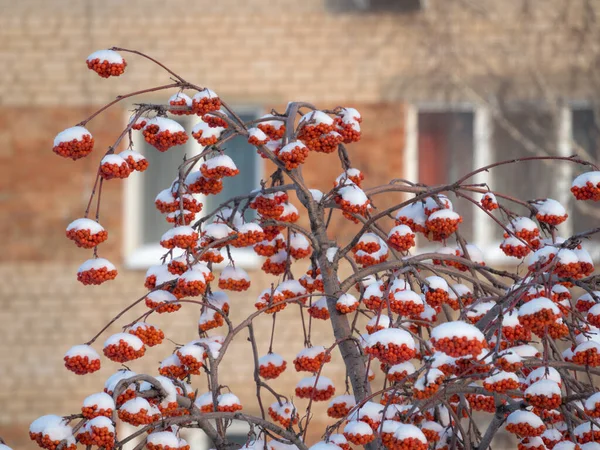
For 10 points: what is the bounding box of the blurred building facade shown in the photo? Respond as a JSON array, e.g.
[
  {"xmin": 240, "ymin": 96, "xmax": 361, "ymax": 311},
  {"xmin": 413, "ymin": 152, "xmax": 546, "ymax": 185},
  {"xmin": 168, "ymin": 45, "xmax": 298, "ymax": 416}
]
[{"xmin": 1, "ymin": 0, "xmax": 600, "ymax": 448}]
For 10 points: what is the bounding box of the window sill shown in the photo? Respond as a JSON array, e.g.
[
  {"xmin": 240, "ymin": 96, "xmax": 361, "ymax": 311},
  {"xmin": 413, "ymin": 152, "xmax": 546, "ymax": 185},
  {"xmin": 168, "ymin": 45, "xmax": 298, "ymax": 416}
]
[
  {"xmin": 419, "ymin": 241, "xmax": 600, "ymax": 267},
  {"xmin": 124, "ymin": 244, "xmax": 262, "ymax": 271}
]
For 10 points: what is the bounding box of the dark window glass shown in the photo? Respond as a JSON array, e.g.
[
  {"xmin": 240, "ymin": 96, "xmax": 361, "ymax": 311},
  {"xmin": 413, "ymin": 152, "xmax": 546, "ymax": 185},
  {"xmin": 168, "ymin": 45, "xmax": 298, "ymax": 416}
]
[{"xmin": 417, "ymin": 111, "xmax": 475, "ymax": 240}]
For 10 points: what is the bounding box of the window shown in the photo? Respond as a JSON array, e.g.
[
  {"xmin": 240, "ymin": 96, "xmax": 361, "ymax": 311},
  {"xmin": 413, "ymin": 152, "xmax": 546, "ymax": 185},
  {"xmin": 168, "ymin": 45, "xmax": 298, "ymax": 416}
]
[
  {"xmin": 179, "ymin": 421, "xmax": 250, "ymax": 449},
  {"xmin": 124, "ymin": 109, "xmax": 263, "ymax": 269},
  {"xmin": 405, "ymin": 104, "xmax": 600, "ymax": 262},
  {"xmin": 571, "ymin": 108, "xmax": 600, "ymax": 252}
]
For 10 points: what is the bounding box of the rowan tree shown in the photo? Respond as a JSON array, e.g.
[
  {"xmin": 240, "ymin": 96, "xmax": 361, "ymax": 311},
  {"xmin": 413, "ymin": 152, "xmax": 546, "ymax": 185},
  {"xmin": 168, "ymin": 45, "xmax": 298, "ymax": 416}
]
[{"xmin": 9, "ymin": 48, "xmax": 600, "ymax": 450}]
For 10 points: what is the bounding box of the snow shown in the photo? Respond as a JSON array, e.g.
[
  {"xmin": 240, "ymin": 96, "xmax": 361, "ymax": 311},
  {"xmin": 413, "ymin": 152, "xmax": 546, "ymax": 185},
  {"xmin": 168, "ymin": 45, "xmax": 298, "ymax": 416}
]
[
  {"xmin": 525, "ymin": 379, "xmax": 561, "ymax": 397},
  {"xmin": 449, "ymin": 283, "xmax": 471, "ymax": 298},
  {"xmin": 309, "ymin": 189, "xmax": 324, "ymax": 202},
  {"xmin": 585, "ymin": 392, "xmax": 600, "ymax": 410},
  {"xmin": 204, "ymin": 222, "xmax": 235, "ymax": 240},
  {"xmin": 482, "ymin": 192, "xmax": 497, "ymax": 202},
  {"xmin": 218, "ymin": 392, "xmax": 241, "ymax": 407},
  {"xmin": 457, "ymin": 244, "xmax": 485, "ymax": 264},
  {"xmin": 42, "ymin": 421, "xmax": 74, "ymax": 441},
  {"xmin": 541, "ymin": 429, "xmax": 563, "ymax": 442},
  {"xmin": 145, "ymin": 116, "xmax": 186, "ymax": 133},
  {"xmin": 208, "ymin": 291, "xmax": 229, "ymax": 308},
  {"xmin": 169, "ymin": 92, "xmax": 192, "ymax": 104},
  {"xmin": 325, "ymin": 247, "xmax": 338, "ymax": 262},
  {"xmin": 120, "ymin": 397, "xmax": 152, "ymax": 414},
  {"xmin": 501, "ymin": 310, "xmax": 520, "ymax": 327},
  {"xmin": 415, "ymin": 369, "xmax": 444, "ymax": 389},
  {"xmin": 526, "ymin": 246, "xmax": 558, "ymax": 266},
  {"xmin": 526, "ymin": 367, "xmax": 561, "ymax": 386},
  {"xmin": 575, "ymin": 340, "xmax": 600, "ymax": 355},
  {"xmin": 64, "ymin": 344, "xmax": 100, "ymax": 360},
  {"xmin": 120, "ymin": 149, "xmax": 145, "ymax": 162},
  {"xmin": 328, "ymin": 435, "xmax": 347, "ymax": 446},
  {"xmin": 484, "ymin": 371, "xmax": 519, "ymax": 385},
  {"xmin": 192, "ymin": 120, "xmax": 225, "ymax": 138},
  {"xmin": 296, "ymin": 376, "xmax": 333, "ymax": 389},
  {"xmin": 556, "ymin": 248, "xmax": 579, "ymax": 265},
  {"xmin": 424, "ymin": 276, "xmax": 449, "ymax": 292},
  {"xmin": 87, "ymin": 49, "xmax": 123, "ymax": 64},
  {"xmin": 259, "ymin": 353, "xmax": 285, "ymax": 368},
  {"xmin": 518, "ymin": 297, "xmax": 560, "ymax": 316},
  {"xmin": 296, "ymin": 346, "xmax": 327, "ymax": 359},
  {"xmin": 220, "ymin": 265, "xmax": 250, "ymax": 281},
  {"xmin": 381, "ymin": 420, "xmax": 401, "ymax": 434},
  {"xmin": 575, "ymin": 422, "xmax": 600, "ymax": 437},
  {"xmin": 78, "ymin": 258, "xmax": 116, "ymax": 273},
  {"xmin": 30, "ymin": 415, "xmax": 64, "ymax": 434},
  {"xmin": 280, "ymin": 141, "xmax": 307, "ymax": 154},
  {"xmin": 508, "ymin": 217, "xmax": 538, "ymax": 232},
  {"xmin": 193, "ymin": 88, "xmax": 219, "ymax": 100},
  {"xmin": 281, "ymin": 202, "xmax": 298, "ymax": 216},
  {"xmin": 161, "ymin": 225, "xmax": 196, "ymax": 242},
  {"xmin": 194, "ymin": 392, "xmax": 213, "ymax": 409},
  {"xmin": 160, "ymin": 353, "xmax": 183, "ymax": 369},
  {"xmin": 309, "ymin": 443, "xmax": 342, "ymax": 450},
  {"xmin": 290, "ymin": 232, "xmax": 310, "ymax": 250},
  {"xmin": 576, "ymin": 247, "xmax": 594, "ymax": 265},
  {"xmin": 534, "ymin": 198, "xmax": 567, "ymax": 216},
  {"xmin": 366, "ymin": 328, "xmax": 415, "ymax": 349},
  {"xmin": 248, "ymin": 127, "xmax": 267, "ymax": 140},
  {"xmin": 301, "ymin": 110, "xmax": 334, "ymax": 126},
  {"xmin": 344, "ymin": 420, "xmax": 373, "ymax": 435},
  {"xmin": 269, "ymin": 440, "xmax": 301, "ymax": 450},
  {"xmin": 389, "ymin": 278, "xmax": 409, "ymax": 292},
  {"xmin": 178, "ymin": 267, "xmax": 206, "ymax": 284},
  {"xmin": 54, "ymin": 126, "xmax": 92, "ymax": 146},
  {"xmin": 577, "ymin": 291, "xmax": 600, "ymax": 306},
  {"xmin": 146, "ymin": 290, "xmax": 177, "ymax": 304},
  {"xmin": 100, "ymin": 154, "xmax": 127, "ymax": 166},
  {"xmin": 392, "ymin": 423, "xmax": 427, "ymax": 443},
  {"xmin": 328, "ymin": 394, "xmax": 356, "ymax": 408},
  {"xmin": 338, "ymin": 184, "xmax": 368, "ymax": 205},
  {"xmin": 420, "ymin": 305, "xmax": 438, "ymax": 321},
  {"xmin": 367, "ymin": 314, "xmax": 390, "ymax": 328},
  {"xmin": 582, "ymin": 444, "xmax": 600, "ymax": 450},
  {"xmin": 155, "ymin": 188, "xmax": 177, "ymax": 204},
  {"xmin": 203, "ymin": 154, "xmax": 237, "ymax": 171},
  {"xmin": 388, "ymin": 361, "xmax": 416, "ymax": 376},
  {"xmin": 104, "ymin": 370, "xmax": 136, "ymax": 393},
  {"xmin": 238, "ymin": 222, "xmax": 263, "ymax": 234},
  {"xmin": 86, "ymin": 416, "xmax": 113, "ymax": 431},
  {"xmin": 103, "ymin": 332, "xmax": 144, "ymax": 350},
  {"xmin": 279, "ymin": 279, "xmax": 306, "ymax": 295},
  {"xmin": 337, "ymin": 293, "xmax": 358, "ymax": 307},
  {"xmin": 427, "ymin": 209, "xmax": 460, "ymax": 221},
  {"xmin": 395, "ymin": 203, "xmax": 426, "ymax": 224},
  {"xmin": 506, "ymin": 410, "xmax": 544, "ymax": 427},
  {"xmin": 364, "ymin": 282, "xmax": 384, "ymax": 298},
  {"xmin": 388, "ymin": 224, "xmax": 413, "ymax": 238},
  {"xmin": 348, "ymin": 401, "xmax": 383, "ymax": 421},
  {"xmin": 431, "ymin": 320, "xmax": 485, "ymax": 341},
  {"xmin": 429, "ymin": 351, "xmax": 455, "ymax": 369},
  {"xmin": 83, "ymin": 392, "xmax": 115, "ymax": 410},
  {"xmin": 510, "ymin": 345, "xmax": 540, "ymax": 358},
  {"xmin": 572, "ymin": 171, "xmax": 600, "ymax": 188},
  {"xmin": 66, "ymin": 218, "xmax": 104, "ymax": 234},
  {"xmin": 147, "ymin": 431, "xmax": 180, "ymax": 448}
]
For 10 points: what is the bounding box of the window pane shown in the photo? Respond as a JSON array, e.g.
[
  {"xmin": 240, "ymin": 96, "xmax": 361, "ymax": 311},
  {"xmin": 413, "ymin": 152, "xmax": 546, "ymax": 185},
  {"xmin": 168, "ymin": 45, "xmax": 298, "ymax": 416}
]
[
  {"xmin": 572, "ymin": 109, "xmax": 600, "ymax": 245},
  {"xmin": 417, "ymin": 111, "xmax": 475, "ymax": 239},
  {"xmin": 491, "ymin": 110, "xmax": 557, "ymax": 240},
  {"xmin": 139, "ymin": 122, "xmax": 192, "ymax": 246},
  {"xmin": 203, "ymin": 112, "xmax": 261, "ymax": 222}
]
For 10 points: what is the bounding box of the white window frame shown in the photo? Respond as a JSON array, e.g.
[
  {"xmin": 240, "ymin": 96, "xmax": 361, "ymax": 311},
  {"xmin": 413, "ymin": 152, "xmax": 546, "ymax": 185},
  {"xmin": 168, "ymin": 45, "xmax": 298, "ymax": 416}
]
[
  {"xmin": 403, "ymin": 102, "xmax": 595, "ymax": 264},
  {"xmin": 123, "ymin": 108, "xmax": 264, "ymax": 270}
]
